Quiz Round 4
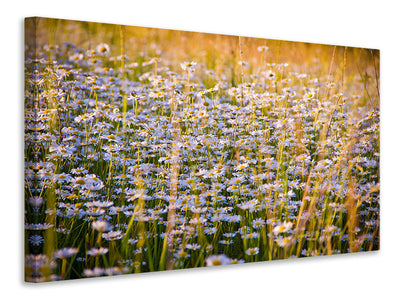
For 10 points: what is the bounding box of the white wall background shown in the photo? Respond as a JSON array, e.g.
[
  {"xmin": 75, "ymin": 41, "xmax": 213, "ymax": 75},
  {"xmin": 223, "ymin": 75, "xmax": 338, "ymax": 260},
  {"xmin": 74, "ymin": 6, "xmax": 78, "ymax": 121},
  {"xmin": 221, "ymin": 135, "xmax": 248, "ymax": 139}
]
[{"xmin": 2, "ymin": 1, "xmax": 398, "ymax": 299}]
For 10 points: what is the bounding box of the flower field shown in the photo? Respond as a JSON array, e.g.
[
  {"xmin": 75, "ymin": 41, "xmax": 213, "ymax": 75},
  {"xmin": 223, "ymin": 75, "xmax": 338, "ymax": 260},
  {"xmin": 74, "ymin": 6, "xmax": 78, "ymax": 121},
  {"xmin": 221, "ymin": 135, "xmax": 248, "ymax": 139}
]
[{"xmin": 24, "ymin": 18, "xmax": 379, "ymax": 282}]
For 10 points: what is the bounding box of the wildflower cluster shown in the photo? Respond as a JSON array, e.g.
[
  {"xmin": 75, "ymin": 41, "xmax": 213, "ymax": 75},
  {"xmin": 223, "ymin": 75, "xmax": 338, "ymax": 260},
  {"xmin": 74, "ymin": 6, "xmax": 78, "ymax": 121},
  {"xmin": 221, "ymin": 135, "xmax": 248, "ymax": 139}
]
[{"xmin": 25, "ymin": 33, "xmax": 379, "ymax": 281}]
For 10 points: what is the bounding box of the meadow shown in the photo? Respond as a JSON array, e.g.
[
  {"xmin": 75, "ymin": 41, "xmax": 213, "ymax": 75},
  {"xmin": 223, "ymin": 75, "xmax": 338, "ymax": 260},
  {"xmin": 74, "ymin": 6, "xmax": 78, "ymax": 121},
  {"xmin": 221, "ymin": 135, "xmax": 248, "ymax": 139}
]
[{"xmin": 24, "ymin": 17, "xmax": 379, "ymax": 281}]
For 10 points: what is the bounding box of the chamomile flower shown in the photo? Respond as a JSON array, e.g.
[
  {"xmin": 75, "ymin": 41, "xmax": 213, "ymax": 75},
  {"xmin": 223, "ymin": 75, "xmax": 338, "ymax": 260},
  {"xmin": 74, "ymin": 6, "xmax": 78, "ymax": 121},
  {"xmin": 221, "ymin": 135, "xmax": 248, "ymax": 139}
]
[
  {"xmin": 204, "ymin": 227, "xmax": 217, "ymax": 235},
  {"xmin": 205, "ymin": 254, "xmax": 232, "ymax": 266},
  {"xmin": 185, "ymin": 243, "xmax": 201, "ymax": 251},
  {"xmin": 243, "ymin": 232, "xmax": 259, "ymax": 239},
  {"xmin": 250, "ymin": 173, "xmax": 265, "ymax": 182},
  {"xmin": 174, "ymin": 250, "xmax": 190, "ymax": 259},
  {"xmin": 219, "ymin": 239, "xmax": 234, "ymax": 245},
  {"xmin": 263, "ymin": 70, "xmax": 276, "ymax": 80},
  {"xmin": 96, "ymin": 43, "xmax": 110, "ymax": 56},
  {"xmin": 275, "ymin": 236, "xmax": 294, "ymax": 247},
  {"xmin": 102, "ymin": 230, "xmax": 124, "ymax": 241},
  {"xmin": 53, "ymin": 247, "xmax": 79, "ymax": 259},
  {"xmin": 272, "ymin": 221, "xmax": 293, "ymax": 235},
  {"xmin": 257, "ymin": 45, "xmax": 269, "ymax": 52},
  {"xmin": 180, "ymin": 61, "xmax": 197, "ymax": 72},
  {"xmin": 92, "ymin": 220, "xmax": 113, "ymax": 232},
  {"xmin": 87, "ymin": 247, "xmax": 109, "ymax": 256},
  {"xmin": 245, "ymin": 247, "xmax": 259, "ymax": 256},
  {"xmin": 252, "ymin": 218, "xmax": 266, "ymax": 229},
  {"xmin": 234, "ymin": 162, "xmax": 249, "ymax": 171}
]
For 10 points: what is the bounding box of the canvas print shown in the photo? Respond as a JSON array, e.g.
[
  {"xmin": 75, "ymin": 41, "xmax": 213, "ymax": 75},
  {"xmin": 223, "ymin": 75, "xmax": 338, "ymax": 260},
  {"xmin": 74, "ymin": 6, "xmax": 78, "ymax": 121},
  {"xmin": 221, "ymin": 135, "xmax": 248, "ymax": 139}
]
[{"xmin": 24, "ymin": 17, "xmax": 380, "ymax": 282}]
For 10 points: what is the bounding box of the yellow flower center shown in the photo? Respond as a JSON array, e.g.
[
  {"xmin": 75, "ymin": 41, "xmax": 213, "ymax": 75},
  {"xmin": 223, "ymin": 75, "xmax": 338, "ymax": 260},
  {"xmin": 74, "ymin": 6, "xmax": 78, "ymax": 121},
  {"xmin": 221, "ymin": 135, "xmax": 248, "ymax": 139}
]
[
  {"xmin": 179, "ymin": 251, "xmax": 188, "ymax": 258},
  {"xmin": 76, "ymin": 178, "xmax": 86, "ymax": 185},
  {"xmin": 213, "ymin": 259, "xmax": 221, "ymax": 266}
]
